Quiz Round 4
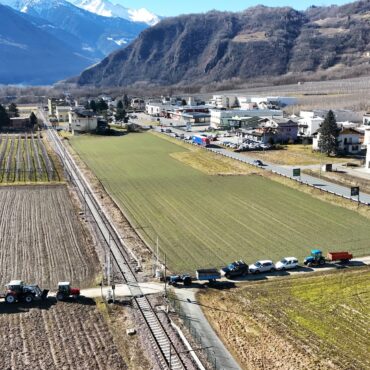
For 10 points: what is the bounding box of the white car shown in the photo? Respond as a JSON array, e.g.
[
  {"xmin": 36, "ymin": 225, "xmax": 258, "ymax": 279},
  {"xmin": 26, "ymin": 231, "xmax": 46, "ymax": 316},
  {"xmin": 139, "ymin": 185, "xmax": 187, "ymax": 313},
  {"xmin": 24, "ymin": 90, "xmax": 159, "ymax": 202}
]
[
  {"xmin": 275, "ymin": 257, "xmax": 299, "ymax": 271},
  {"xmin": 249, "ymin": 260, "xmax": 275, "ymax": 274}
]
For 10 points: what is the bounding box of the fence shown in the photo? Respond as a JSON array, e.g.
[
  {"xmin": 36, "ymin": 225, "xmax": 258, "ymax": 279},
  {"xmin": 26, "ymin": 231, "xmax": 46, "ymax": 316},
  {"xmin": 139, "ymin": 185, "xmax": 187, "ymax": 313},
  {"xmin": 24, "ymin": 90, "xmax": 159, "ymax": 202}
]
[{"xmin": 168, "ymin": 294, "xmax": 219, "ymax": 370}]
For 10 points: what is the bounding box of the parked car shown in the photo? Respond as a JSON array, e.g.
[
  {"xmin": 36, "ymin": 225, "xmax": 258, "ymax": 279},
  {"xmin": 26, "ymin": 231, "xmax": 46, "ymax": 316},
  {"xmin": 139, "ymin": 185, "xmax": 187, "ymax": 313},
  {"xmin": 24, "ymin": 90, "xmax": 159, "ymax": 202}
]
[
  {"xmin": 249, "ymin": 260, "xmax": 275, "ymax": 274},
  {"xmin": 275, "ymin": 257, "xmax": 299, "ymax": 271},
  {"xmin": 253, "ymin": 159, "xmax": 264, "ymax": 166}
]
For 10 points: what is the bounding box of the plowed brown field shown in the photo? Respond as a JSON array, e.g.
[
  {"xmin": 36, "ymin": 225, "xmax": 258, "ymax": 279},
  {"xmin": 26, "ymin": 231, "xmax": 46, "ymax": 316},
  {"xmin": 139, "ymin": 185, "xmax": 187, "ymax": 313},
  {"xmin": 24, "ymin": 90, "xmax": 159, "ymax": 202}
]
[
  {"xmin": 0, "ymin": 185, "xmax": 98, "ymax": 289},
  {"xmin": 0, "ymin": 300, "xmax": 127, "ymax": 370}
]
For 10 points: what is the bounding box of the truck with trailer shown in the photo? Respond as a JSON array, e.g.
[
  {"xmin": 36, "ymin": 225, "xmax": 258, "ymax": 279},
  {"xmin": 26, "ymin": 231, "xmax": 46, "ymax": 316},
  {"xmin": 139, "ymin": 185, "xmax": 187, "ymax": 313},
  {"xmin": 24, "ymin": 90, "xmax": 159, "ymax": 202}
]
[
  {"xmin": 168, "ymin": 268, "xmax": 221, "ymax": 286},
  {"xmin": 192, "ymin": 135, "xmax": 210, "ymax": 147},
  {"xmin": 304, "ymin": 249, "xmax": 353, "ymax": 267}
]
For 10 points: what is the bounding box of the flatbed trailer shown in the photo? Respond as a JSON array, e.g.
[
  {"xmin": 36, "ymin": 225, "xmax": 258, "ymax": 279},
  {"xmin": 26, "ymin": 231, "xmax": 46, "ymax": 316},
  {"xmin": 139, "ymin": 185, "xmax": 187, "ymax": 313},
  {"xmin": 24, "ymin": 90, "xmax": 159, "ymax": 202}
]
[
  {"xmin": 327, "ymin": 252, "xmax": 353, "ymax": 263},
  {"xmin": 196, "ymin": 268, "xmax": 221, "ymax": 282}
]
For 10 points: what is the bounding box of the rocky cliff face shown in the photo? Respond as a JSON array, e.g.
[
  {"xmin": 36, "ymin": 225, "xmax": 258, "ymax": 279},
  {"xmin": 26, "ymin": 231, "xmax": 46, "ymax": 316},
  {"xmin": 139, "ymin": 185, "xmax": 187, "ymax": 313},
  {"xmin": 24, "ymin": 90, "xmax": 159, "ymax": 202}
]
[{"xmin": 77, "ymin": 1, "xmax": 370, "ymax": 87}]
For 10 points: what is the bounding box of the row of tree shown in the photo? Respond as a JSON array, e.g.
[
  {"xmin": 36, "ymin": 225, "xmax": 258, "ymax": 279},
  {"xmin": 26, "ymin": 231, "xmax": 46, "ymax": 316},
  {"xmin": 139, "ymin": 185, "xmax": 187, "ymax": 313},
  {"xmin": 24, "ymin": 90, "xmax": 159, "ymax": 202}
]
[{"xmin": 85, "ymin": 98, "xmax": 128, "ymax": 123}]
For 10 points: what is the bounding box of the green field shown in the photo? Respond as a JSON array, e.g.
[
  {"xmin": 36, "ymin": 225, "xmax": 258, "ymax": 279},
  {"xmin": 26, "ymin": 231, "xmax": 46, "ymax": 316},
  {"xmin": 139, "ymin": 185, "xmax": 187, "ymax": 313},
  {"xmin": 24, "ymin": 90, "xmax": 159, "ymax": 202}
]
[
  {"xmin": 71, "ymin": 133, "xmax": 370, "ymax": 272},
  {"xmin": 199, "ymin": 268, "xmax": 370, "ymax": 370}
]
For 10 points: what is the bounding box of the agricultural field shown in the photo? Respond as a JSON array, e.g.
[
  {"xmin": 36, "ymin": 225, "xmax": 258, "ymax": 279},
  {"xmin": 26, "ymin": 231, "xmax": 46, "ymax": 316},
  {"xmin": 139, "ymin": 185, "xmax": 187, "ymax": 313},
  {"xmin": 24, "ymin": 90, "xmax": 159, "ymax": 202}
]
[
  {"xmin": 0, "ymin": 300, "xmax": 128, "ymax": 370},
  {"xmin": 198, "ymin": 268, "xmax": 370, "ymax": 370},
  {"xmin": 0, "ymin": 185, "xmax": 98, "ymax": 289},
  {"xmin": 70, "ymin": 133, "xmax": 370, "ymax": 272},
  {"xmin": 0, "ymin": 133, "xmax": 58, "ymax": 183}
]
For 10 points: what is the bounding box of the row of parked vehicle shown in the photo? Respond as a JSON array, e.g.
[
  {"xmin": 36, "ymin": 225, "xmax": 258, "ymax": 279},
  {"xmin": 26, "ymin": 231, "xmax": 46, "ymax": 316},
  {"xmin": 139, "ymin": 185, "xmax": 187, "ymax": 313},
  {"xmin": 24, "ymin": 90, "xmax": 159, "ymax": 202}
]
[
  {"xmin": 221, "ymin": 257, "xmax": 299, "ymax": 278},
  {"xmin": 168, "ymin": 250, "xmax": 354, "ymax": 286}
]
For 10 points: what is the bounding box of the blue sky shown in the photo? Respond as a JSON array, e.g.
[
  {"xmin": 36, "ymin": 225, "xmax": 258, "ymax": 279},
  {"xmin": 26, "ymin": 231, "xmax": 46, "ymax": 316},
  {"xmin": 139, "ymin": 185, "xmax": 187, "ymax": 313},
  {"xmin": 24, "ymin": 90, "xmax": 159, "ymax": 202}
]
[{"xmin": 116, "ymin": 0, "xmax": 352, "ymax": 16}]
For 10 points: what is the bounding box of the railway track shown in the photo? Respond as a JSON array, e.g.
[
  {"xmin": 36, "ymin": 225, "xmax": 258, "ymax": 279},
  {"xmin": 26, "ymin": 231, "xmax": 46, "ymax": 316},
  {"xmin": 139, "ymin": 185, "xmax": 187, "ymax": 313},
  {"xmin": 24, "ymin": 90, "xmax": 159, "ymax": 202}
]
[{"xmin": 40, "ymin": 111, "xmax": 188, "ymax": 370}]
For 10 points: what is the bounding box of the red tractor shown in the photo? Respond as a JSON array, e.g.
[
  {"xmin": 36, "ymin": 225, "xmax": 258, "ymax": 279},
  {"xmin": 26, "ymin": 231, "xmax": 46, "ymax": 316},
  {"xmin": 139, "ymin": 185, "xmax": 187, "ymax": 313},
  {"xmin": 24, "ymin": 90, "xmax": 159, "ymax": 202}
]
[
  {"xmin": 56, "ymin": 282, "xmax": 80, "ymax": 301},
  {"xmin": 1, "ymin": 280, "xmax": 48, "ymax": 303}
]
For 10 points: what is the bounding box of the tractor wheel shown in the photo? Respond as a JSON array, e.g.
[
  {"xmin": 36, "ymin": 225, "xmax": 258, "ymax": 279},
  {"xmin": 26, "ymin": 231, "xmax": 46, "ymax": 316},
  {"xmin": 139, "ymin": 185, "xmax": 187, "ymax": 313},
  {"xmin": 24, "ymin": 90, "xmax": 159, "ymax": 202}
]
[
  {"xmin": 225, "ymin": 273, "xmax": 230, "ymax": 279},
  {"xmin": 56, "ymin": 292, "xmax": 65, "ymax": 301},
  {"xmin": 24, "ymin": 295, "xmax": 33, "ymax": 304},
  {"xmin": 5, "ymin": 294, "xmax": 16, "ymax": 304},
  {"xmin": 319, "ymin": 259, "xmax": 325, "ymax": 265},
  {"xmin": 307, "ymin": 262, "xmax": 312, "ymax": 268}
]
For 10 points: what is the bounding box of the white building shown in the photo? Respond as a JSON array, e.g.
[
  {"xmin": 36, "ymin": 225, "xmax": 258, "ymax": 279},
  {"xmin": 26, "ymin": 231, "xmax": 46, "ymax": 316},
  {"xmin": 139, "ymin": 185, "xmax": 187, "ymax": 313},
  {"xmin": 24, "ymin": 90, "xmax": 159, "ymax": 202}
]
[
  {"xmin": 298, "ymin": 112, "xmax": 324, "ymax": 137},
  {"xmin": 68, "ymin": 109, "xmax": 98, "ymax": 133},
  {"xmin": 210, "ymin": 109, "xmax": 283, "ymax": 129},
  {"xmin": 303, "ymin": 109, "xmax": 361, "ymax": 123},
  {"xmin": 55, "ymin": 106, "xmax": 71, "ymax": 122},
  {"xmin": 313, "ymin": 128, "xmax": 362, "ymax": 154},
  {"xmin": 146, "ymin": 103, "xmax": 163, "ymax": 116},
  {"xmin": 210, "ymin": 95, "xmax": 239, "ymax": 109},
  {"xmin": 131, "ymin": 98, "xmax": 145, "ymax": 110}
]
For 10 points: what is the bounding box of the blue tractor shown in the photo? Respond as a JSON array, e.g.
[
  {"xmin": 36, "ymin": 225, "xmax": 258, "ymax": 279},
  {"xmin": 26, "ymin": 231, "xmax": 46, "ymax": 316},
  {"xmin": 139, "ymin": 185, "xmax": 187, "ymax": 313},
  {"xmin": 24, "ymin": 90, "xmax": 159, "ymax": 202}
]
[{"xmin": 304, "ymin": 249, "xmax": 326, "ymax": 267}]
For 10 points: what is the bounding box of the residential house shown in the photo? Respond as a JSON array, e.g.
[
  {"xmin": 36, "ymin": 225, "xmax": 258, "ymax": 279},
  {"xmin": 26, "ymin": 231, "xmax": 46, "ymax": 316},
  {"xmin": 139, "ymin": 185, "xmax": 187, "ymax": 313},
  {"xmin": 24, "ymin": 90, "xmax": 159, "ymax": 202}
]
[
  {"xmin": 69, "ymin": 109, "xmax": 98, "ymax": 133},
  {"xmin": 210, "ymin": 95, "xmax": 239, "ymax": 109},
  {"xmin": 8, "ymin": 117, "xmax": 30, "ymax": 130},
  {"xmin": 298, "ymin": 112, "xmax": 324, "ymax": 137},
  {"xmin": 48, "ymin": 98, "xmax": 67, "ymax": 116},
  {"xmin": 131, "ymin": 98, "xmax": 145, "ymax": 111},
  {"xmin": 313, "ymin": 128, "xmax": 363, "ymax": 154},
  {"xmin": 55, "ymin": 106, "xmax": 71, "ymax": 122},
  {"xmin": 363, "ymin": 112, "xmax": 370, "ymax": 126}
]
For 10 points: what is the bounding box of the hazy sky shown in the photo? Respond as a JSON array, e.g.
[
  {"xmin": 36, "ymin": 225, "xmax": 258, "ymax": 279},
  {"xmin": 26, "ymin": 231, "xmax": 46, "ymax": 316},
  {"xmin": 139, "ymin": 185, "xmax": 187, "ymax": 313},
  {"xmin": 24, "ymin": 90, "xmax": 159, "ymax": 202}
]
[{"xmin": 116, "ymin": 0, "xmax": 352, "ymax": 16}]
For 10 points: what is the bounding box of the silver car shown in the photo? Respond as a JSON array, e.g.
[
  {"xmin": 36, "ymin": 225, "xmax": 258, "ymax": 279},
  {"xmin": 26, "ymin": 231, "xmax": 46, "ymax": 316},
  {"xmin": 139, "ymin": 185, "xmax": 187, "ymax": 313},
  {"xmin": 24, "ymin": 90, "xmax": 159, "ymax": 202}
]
[{"xmin": 249, "ymin": 260, "xmax": 275, "ymax": 274}]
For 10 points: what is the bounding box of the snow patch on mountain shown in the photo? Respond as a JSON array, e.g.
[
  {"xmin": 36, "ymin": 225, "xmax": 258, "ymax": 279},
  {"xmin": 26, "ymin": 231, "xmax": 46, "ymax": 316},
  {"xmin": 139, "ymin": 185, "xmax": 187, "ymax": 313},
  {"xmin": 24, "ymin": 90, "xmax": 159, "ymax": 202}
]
[{"xmin": 70, "ymin": 0, "xmax": 160, "ymax": 25}]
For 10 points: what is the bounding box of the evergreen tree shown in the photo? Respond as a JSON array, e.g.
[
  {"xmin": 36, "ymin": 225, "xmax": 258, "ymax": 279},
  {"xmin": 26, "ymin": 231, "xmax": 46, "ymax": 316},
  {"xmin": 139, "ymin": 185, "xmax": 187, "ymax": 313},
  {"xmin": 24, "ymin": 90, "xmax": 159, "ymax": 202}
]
[
  {"xmin": 29, "ymin": 112, "xmax": 38, "ymax": 128},
  {"xmin": 123, "ymin": 94, "xmax": 130, "ymax": 108},
  {"xmin": 8, "ymin": 103, "xmax": 19, "ymax": 117},
  {"xmin": 89, "ymin": 100, "xmax": 97, "ymax": 112},
  {"xmin": 115, "ymin": 108, "xmax": 126, "ymax": 122},
  {"xmin": 318, "ymin": 110, "xmax": 339, "ymax": 156},
  {"xmin": 84, "ymin": 101, "xmax": 90, "ymax": 110},
  {"xmin": 117, "ymin": 100, "xmax": 124, "ymax": 110},
  {"xmin": 96, "ymin": 99, "xmax": 108, "ymax": 112},
  {"xmin": 0, "ymin": 104, "xmax": 10, "ymax": 128}
]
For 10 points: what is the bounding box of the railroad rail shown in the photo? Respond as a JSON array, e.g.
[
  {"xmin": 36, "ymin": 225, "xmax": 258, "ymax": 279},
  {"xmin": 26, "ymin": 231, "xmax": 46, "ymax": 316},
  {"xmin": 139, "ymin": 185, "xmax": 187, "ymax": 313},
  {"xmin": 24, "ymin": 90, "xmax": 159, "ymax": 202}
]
[{"xmin": 39, "ymin": 110, "xmax": 187, "ymax": 370}]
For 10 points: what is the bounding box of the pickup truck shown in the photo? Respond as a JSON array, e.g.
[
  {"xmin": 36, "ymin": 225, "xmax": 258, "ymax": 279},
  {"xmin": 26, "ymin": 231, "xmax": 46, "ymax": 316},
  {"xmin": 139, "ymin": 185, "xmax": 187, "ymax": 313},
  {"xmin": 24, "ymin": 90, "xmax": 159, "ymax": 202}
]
[{"xmin": 220, "ymin": 261, "xmax": 248, "ymax": 278}]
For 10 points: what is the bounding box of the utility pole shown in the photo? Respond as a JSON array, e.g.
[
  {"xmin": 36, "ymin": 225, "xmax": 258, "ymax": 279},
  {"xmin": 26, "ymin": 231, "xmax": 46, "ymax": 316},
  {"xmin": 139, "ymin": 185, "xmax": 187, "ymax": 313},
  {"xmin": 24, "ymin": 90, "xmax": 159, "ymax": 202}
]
[{"xmin": 164, "ymin": 253, "xmax": 167, "ymax": 298}]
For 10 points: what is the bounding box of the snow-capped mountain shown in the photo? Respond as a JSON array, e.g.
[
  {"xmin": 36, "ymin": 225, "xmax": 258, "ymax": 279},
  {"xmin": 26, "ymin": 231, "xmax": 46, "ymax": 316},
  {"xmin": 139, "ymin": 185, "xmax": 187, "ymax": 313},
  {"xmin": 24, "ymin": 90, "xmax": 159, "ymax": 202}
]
[
  {"xmin": 0, "ymin": 0, "xmax": 149, "ymax": 84},
  {"xmin": 0, "ymin": 0, "xmax": 147, "ymax": 56},
  {"xmin": 70, "ymin": 0, "xmax": 160, "ymax": 26}
]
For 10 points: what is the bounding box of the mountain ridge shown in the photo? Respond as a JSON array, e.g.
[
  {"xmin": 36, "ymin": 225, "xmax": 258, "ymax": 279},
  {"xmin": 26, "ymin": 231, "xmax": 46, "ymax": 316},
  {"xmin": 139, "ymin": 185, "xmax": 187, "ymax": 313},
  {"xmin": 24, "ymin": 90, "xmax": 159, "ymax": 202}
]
[{"xmin": 76, "ymin": 1, "xmax": 370, "ymax": 88}]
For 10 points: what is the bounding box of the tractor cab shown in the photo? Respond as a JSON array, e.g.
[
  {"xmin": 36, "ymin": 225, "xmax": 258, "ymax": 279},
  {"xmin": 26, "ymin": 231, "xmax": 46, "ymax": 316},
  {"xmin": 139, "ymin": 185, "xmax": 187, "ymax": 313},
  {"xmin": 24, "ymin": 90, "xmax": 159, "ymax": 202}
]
[
  {"xmin": 7, "ymin": 280, "xmax": 25, "ymax": 293},
  {"xmin": 304, "ymin": 249, "xmax": 325, "ymax": 266},
  {"xmin": 56, "ymin": 282, "xmax": 80, "ymax": 301}
]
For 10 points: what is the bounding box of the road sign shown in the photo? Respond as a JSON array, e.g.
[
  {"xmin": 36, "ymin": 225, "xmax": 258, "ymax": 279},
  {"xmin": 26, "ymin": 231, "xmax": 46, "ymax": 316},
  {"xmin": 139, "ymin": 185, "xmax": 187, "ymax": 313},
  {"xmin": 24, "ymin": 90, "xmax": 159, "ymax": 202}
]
[
  {"xmin": 351, "ymin": 186, "xmax": 360, "ymax": 197},
  {"xmin": 293, "ymin": 168, "xmax": 301, "ymax": 177}
]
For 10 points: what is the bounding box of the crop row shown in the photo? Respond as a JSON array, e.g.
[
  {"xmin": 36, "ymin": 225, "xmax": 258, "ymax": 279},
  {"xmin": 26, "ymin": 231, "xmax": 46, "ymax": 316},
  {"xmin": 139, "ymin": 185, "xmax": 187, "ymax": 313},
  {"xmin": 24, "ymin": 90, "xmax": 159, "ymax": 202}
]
[{"xmin": 0, "ymin": 133, "xmax": 58, "ymax": 183}]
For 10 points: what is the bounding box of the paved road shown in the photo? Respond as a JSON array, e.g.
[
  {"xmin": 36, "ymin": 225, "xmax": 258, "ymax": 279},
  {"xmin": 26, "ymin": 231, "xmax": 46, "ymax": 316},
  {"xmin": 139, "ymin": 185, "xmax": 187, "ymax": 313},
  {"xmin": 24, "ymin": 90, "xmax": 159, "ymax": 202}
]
[
  {"xmin": 207, "ymin": 147, "xmax": 370, "ymax": 204},
  {"xmin": 175, "ymin": 288, "xmax": 242, "ymax": 370},
  {"xmin": 151, "ymin": 125, "xmax": 370, "ymax": 204}
]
